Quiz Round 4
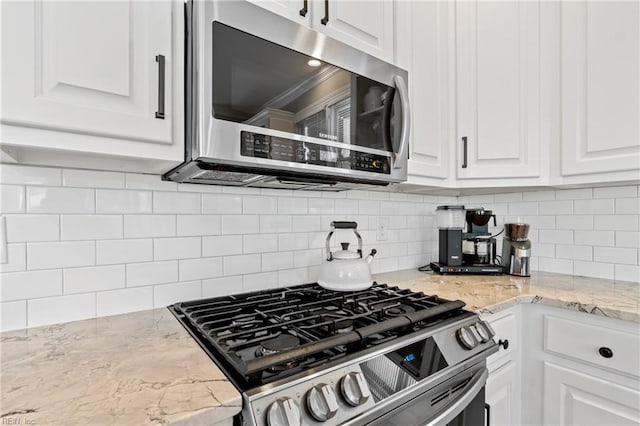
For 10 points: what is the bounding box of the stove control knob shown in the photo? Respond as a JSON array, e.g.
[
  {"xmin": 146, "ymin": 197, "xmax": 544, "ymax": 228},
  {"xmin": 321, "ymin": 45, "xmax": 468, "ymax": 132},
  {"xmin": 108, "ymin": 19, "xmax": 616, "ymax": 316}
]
[
  {"xmin": 456, "ymin": 326, "xmax": 479, "ymax": 350},
  {"xmin": 340, "ymin": 371, "xmax": 371, "ymax": 407},
  {"xmin": 306, "ymin": 383, "xmax": 339, "ymax": 422},
  {"xmin": 267, "ymin": 397, "xmax": 301, "ymax": 426},
  {"xmin": 473, "ymin": 321, "xmax": 494, "ymax": 343}
]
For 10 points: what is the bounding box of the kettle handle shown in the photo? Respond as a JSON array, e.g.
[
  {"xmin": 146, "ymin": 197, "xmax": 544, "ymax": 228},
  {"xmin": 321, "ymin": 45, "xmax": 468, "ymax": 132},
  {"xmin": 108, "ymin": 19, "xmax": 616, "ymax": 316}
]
[{"xmin": 326, "ymin": 221, "xmax": 363, "ymax": 260}]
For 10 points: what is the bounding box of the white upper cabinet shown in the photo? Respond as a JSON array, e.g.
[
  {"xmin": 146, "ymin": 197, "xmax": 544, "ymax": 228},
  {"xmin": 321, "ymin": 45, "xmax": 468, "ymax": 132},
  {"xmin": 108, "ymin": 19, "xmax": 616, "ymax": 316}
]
[
  {"xmin": 560, "ymin": 1, "xmax": 640, "ymax": 181},
  {"xmin": 455, "ymin": 0, "xmax": 542, "ymax": 181},
  {"xmin": 0, "ymin": 1, "xmax": 183, "ymax": 172},
  {"xmin": 396, "ymin": 1, "xmax": 450, "ymax": 185},
  {"xmin": 248, "ymin": 0, "xmax": 394, "ymax": 63}
]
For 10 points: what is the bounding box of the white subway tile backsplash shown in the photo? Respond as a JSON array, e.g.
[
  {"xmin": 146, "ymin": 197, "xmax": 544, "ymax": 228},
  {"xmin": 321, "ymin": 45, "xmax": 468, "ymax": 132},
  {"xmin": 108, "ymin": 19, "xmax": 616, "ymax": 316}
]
[
  {"xmin": 594, "ymin": 215, "xmax": 638, "ymax": 231},
  {"xmin": 615, "ymin": 198, "xmax": 640, "ymax": 214},
  {"xmin": 556, "ymin": 215, "xmax": 593, "ymax": 230},
  {"xmin": 224, "ymin": 254, "xmax": 261, "ymax": 276},
  {"xmin": 555, "ymin": 244, "xmax": 592, "ymax": 261},
  {"xmin": 358, "ymin": 200, "xmax": 380, "ymax": 215},
  {"xmin": 27, "ymin": 187, "xmax": 94, "ymax": 214},
  {"xmin": 28, "ymin": 293, "xmax": 96, "ymax": 327},
  {"xmin": 127, "ymin": 260, "xmax": 178, "ymax": 287},
  {"xmin": 508, "ymin": 202, "xmax": 539, "ymax": 216},
  {"xmin": 6, "ymin": 215, "xmax": 59, "ymax": 242},
  {"xmin": 616, "ymin": 231, "xmax": 640, "ymax": 249},
  {"xmin": 124, "ymin": 215, "xmax": 175, "ymax": 238},
  {"xmin": 594, "ymin": 186, "xmax": 637, "ymax": 199},
  {"xmin": 293, "ymin": 249, "xmax": 323, "ymax": 268},
  {"xmin": 243, "ymin": 234, "xmax": 278, "ymax": 254},
  {"xmin": 0, "ymin": 244, "xmax": 26, "ymax": 273},
  {"xmin": 522, "ymin": 190, "xmax": 555, "ymax": 201},
  {"xmin": 260, "ymin": 216, "xmax": 292, "ymax": 233},
  {"xmin": 538, "ymin": 200, "xmax": 573, "ymax": 215},
  {"xmin": 594, "ymin": 247, "xmax": 637, "ymax": 265},
  {"xmin": 221, "ymin": 215, "xmax": 259, "ymax": 234},
  {"xmin": 292, "ymin": 215, "xmax": 322, "ymax": 232},
  {"xmin": 178, "ymin": 257, "xmax": 223, "ymax": 281},
  {"xmin": 0, "ymin": 185, "xmax": 25, "ymax": 213},
  {"xmin": 1, "ymin": 300, "xmax": 27, "ymax": 331},
  {"xmin": 574, "ymin": 230, "xmax": 615, "ymax": 247},
  {"xmin": 279, "ymin": 233, "xmax": 308, "ymax": 251},
  {"xmin": 573, "ymin": 261, "xmax": 614, "ymax": 280},
  {"xmin": 202, "ymin": 276, "xmax": 242, "ymax": 298},
  {"xmin": 1, "ymin": 269, "xmax": 62, "ymax": 302},
  {"xmin": 202, "ymin": 193, "xmax": 242, "ymax": 214},
  {"xmin": 61, "ymin": 215, "xmax": 122, "ymax": 240},
  {"xmin": 278, "ymin": 268, "xmax": 308, "ymax": 286},
  {"xmin": 555, "ymin": 188, "xmax": 592, "ymax": 200},
  {"xmin": 244, "ymin": 196, "xmax": 277, "ymax": 214},
  {"xmin": 202, "ymin": 235, "xmax": 243, "ymax": 257},
  {"xmin": 538, "ymin": 257, "xmax": 573, "ymax": 275},
  {"xmin": 308, "ymin": 199, "xmax": 335, "ymax": 214},
  {"xmin": 243, "ymin": 272, "xmax": 278, "ymax": 292},
  {"xmin": 97, "ymin": 239, "xmax": 152, "ymax": 264},
  {"xmin": 63, "ymin": 169, "xmax": 124, "ymax": 188},
  {"xmin": 153, "ymin": 237, "xmax": 200, "ymax": 260},
  {"xmin": 1, "ymin": 164, "xmax": 61, "ymax": 186},
  {"xmin": 153, "ymin": 280, "xmax": 202, "ymax": 306},
  {"xmin": 97, "ymin": 287, "xmax": 153, "ymax": 317},
  {"xmin": 261, "ymin": 252, "xmax": 294, "ymax": 272},
  {"xmin": 573, "ymin": 199, "xmax": 614, "ymax": 215},
  {"xmin": 27, "ymin": 241, "xmax": 95, "ymax": 270},
  {"xmin": 96, "ymin": 189, "xmax": 152, "ymax": 214},
  {"xmin": 614, "ymin": 264, "xmax": 640, "ymax": 282},
  {"xmin": 125, "ymin": 173, "xmax": 177, "ymax": 191},
  {"xmin": 539, "ymin": 230, "xmax": 573, "ymax": 244},
  {"xmin": 494, "ymin": 192, "xmax": 523, "ymax": 202},
  {"xmin": 63, "ymin": 265, "xmax": 125, "ymax": 294},
  {"xmin": 153, "ymin": 192, "xmax": 200, "ymax": 214},
  {"xmin": 278, "ymin": 197, "xmax": 308, "ymax": 214},
  {"xmin": 177, "ymin": 215, "xmax": 221, "ymax": 237},
  {"xmin": 335, "ymin": 199, "xmax": 359, "ymax": 214}
]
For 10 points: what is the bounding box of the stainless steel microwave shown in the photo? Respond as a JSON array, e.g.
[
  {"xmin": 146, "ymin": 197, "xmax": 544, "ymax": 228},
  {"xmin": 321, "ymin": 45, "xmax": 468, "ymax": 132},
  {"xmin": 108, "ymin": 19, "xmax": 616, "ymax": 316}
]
[{"xmin": 164, "ymin": 0, "xmax": 410, "ymax": 191}]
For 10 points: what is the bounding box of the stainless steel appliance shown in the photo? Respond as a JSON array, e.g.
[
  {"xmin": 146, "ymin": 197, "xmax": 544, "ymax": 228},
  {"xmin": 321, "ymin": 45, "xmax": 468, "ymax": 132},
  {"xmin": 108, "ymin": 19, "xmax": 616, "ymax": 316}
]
[
  {"xmin": 164, "ymin": 1, "xmax": 410, "ymax": 191},
  {"xmin": 431, "ymin": 207, "xmax": 503, "ymax": 275},
  {"xmin": 502, "ymin": 223, "xmax": 531, "ymax": 277},
  {"xmin": 170, "ymin": 283, "xmax": 499, "ymax": 425}
]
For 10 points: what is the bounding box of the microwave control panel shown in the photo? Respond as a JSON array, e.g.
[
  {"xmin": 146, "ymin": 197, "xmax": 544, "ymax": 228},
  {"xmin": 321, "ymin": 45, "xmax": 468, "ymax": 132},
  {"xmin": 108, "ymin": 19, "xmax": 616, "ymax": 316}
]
[{"xmin": 241, "ymin": 131, "xmax": 390, "ymax": 174}]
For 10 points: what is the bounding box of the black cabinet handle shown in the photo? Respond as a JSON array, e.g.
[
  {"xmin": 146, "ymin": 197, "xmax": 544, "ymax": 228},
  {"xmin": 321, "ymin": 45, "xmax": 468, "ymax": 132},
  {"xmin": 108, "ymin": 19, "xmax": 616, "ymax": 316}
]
[
  {"xmin": 299, "ymin": 0, "xmax": 308, "ymax": 17},
  {"xmin": 498, "ymin": 339, "xmax": 509, "ymax": 350},
  {"xmin": 485, "ymin": 403, "xmax": 491, "ymax": 426},
  {"xmin": 321, "ymin": 0, "xmax": 329, "ymax": 25},
  {"xmin": 331, "ymin": 221, "xmax": 358, "ymax": 230},
  {"xmin": 155, "ymin": 55, "xmax": 166, "ymax": 119},
  {"xmin": 598, "ymin": 346, "xmax": 613, "ymax": 358},
  {"xmin": 462, "ymin": 136, "xmax": 468, "ymax": 168}
]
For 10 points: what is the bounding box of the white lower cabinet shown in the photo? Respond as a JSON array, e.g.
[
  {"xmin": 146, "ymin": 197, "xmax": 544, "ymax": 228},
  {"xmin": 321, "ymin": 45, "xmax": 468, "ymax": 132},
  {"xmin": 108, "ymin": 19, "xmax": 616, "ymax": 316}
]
[
  {"xmin": 543, "ymin": 361, "xmax": 640, "ymax": 426},
  {"xmin": 486, "ymin": 360, "xmax": 519, "ymax": 426}
]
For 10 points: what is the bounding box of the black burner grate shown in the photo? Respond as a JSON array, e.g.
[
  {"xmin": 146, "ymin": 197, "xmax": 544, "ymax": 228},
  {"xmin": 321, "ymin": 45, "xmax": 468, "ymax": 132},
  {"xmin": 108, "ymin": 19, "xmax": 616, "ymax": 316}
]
[{"xmin": 170, "ymin": 282, "xmax": 466, "ymax": 388}]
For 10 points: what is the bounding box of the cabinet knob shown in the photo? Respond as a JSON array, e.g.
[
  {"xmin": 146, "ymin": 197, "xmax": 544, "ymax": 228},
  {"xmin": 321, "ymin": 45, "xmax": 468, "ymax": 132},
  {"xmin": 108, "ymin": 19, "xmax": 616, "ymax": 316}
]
[
  {"xmin": 498, "ymin": 339, "xmax": 509, "ymax": 350},
  {"xmin": 598, "ymin": 346, "xmax": 613, "ymax": 358}
]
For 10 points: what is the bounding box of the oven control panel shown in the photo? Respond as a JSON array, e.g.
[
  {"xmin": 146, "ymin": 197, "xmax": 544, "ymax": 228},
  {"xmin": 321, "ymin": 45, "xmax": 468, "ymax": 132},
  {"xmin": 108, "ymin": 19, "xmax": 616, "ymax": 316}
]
[
  {"xmin": 249, "ymin": 365, "xmax": 376, "ymax": 426},
  {"xmin": 241, "ymin": 131, "xmax": 391, "ymax": 174}
]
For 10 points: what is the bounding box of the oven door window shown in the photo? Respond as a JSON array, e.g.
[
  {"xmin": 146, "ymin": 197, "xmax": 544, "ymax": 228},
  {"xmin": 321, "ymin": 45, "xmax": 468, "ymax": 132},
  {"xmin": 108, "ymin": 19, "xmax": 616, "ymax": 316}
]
[{"xmin": 211, "ymin": 21, "xmax": 399, "ymax": 153}]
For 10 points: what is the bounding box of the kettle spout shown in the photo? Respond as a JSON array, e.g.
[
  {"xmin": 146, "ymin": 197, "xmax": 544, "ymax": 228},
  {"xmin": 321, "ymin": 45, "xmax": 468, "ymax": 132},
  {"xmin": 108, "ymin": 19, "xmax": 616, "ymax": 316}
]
[{"xmin": 365, "ymin": 249, "xmax": 377, "ymax": 264}]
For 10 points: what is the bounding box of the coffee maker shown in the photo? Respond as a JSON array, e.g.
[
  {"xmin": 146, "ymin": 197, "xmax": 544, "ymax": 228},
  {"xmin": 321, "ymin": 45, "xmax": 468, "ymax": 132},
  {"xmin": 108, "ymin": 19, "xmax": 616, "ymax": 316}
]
[
  {"xmin": 502, "ymin": 223, "xmax": 531, "ymax": 276},
  {"xmin": 430, "ymin": 206, "xmax": 503, "ymax": 275}
]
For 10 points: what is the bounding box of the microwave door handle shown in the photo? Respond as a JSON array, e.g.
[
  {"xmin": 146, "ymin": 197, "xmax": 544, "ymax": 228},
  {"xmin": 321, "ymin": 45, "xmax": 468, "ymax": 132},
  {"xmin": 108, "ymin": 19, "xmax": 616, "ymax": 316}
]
[{"xmin": 392, "ymin": 74, "xmax": 410, "ymax": 169}]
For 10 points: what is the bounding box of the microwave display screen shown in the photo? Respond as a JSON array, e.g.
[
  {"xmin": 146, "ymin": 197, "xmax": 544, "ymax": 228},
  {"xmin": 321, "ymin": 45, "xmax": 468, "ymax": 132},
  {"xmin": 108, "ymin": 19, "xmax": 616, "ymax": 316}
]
[
  {"xmin": 212, "ymin": 22, "xmax": 402, "ymax": 155},
  {"xmin": 241, "ymin": 132, "xmax": 390, "ymax": 174}
]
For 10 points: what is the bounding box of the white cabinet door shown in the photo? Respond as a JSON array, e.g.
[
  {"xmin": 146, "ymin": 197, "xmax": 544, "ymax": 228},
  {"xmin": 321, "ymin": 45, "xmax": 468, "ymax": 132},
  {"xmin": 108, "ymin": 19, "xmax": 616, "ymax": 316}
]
[
  {"xmin": 543, "ymin": 361, "xmax": 640, "ymax": 426},
  {"xmin": 1, "ymin": 1, "xmax": 181, "ymax": 164},
  {"xmin": 560, "ymin": 1, "xmax": 640, "ymax": 178},
  {"xmin": 486, "ymin": 361, "xmax": 519, "ymax": 426},
  {"xmin": 310, "ymin": 0, "xmax": 394, "ymax": 63},
  {"xmin": 455, "ymin": 0, "xmax": 541, "ymax": 179},
  {"xmin": 397, "ymin": 1, "xmax": 449, "ymax": 183},
  {"xmin": 245, "ymin": 0, "xmax": 310, "ymax": 26}
]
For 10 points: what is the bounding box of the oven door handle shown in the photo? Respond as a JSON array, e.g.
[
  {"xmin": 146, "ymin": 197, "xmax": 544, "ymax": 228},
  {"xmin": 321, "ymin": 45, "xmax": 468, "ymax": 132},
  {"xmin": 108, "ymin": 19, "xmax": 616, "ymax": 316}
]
[
  {"xmin": 392, "ymin": 74, "xmax": 411, "ymax": 169},
  {"xmin": 425, "ymin": 367, "xmax": 488, "ymax": 426}
]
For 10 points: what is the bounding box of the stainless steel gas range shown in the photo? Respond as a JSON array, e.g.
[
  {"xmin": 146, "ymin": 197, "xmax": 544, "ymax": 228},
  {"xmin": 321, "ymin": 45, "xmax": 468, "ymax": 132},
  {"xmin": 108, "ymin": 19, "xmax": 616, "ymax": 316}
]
[{"xmin": 170, "ymin": 283, "xmax": 498, "ymax": 425}]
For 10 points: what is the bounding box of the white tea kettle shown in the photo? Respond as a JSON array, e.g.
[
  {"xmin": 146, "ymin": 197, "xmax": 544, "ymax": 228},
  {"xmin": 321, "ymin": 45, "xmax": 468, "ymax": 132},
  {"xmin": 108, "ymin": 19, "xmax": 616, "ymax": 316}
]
[{"xmin": 318, "ymin": 221, "xmax": 377, "ymax": 291}]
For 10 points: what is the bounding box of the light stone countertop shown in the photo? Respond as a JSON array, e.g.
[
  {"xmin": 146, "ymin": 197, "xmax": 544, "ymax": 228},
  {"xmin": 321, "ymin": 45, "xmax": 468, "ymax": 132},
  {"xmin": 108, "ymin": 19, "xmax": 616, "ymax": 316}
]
[{"xmin": 1, "ymin": 270, "xmax": 639, "ymax": 426}]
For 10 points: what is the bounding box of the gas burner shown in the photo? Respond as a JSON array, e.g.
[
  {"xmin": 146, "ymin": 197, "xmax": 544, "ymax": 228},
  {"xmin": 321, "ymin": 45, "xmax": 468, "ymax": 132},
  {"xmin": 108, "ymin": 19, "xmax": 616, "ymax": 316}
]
[
  {"xmin": 384, "ymin": 304, "xmax": 416, "ymax": 318},
  {"xmin": 258, "ymin": 333, "xmax": 300, "ymax": 356},
  {"xmin": 334, "ymin": 319, "xmax": 354, "ymax": 334}
]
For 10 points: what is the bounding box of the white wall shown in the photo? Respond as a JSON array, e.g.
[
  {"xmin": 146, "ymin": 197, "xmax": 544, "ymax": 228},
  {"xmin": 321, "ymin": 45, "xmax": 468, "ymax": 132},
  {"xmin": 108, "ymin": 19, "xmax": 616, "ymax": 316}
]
[
  {"xmin": 459, "ymin": 186, "xmax": 640, "ymax": 282},
  {"xmin": 0, "ymin": 164, "xmax": 436, "ymax": 331}
]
